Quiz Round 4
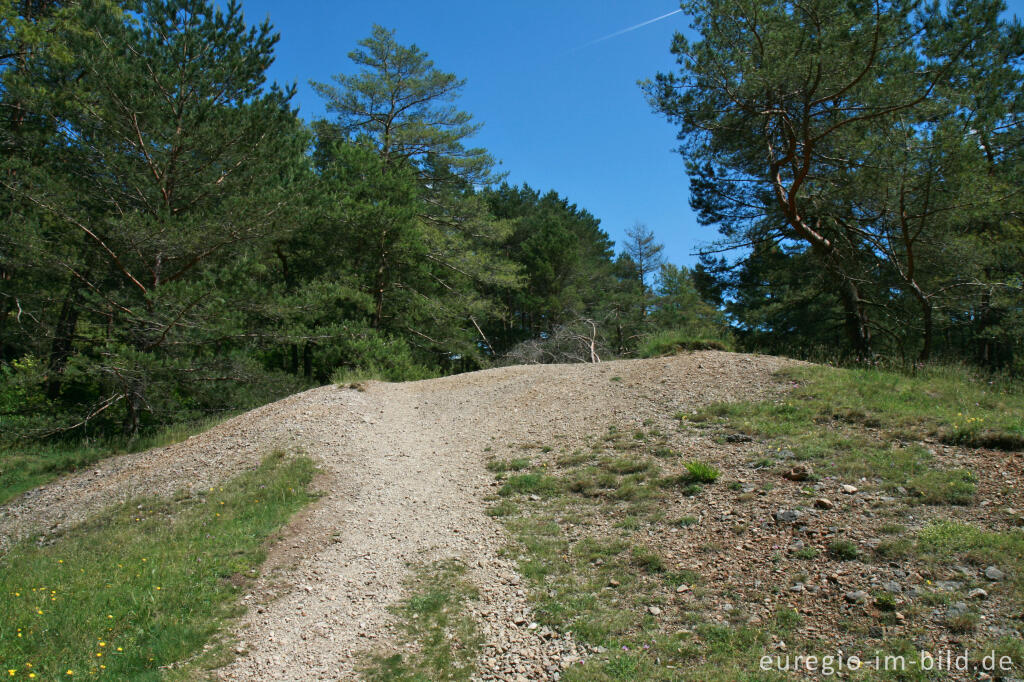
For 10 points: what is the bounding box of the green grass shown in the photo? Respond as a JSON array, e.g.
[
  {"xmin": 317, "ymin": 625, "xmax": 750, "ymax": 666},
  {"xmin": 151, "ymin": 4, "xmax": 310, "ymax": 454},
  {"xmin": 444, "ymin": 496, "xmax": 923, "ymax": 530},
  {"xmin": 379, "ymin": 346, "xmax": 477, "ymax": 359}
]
[
  {"xmin": 485, "ymin": 457, "xmax": 531, "ymax": 473},
  {"xmin": 682, "ymin": 461, "xmax": 720, "ymax": 484},
  {"xmin": 916, "ymin": 522, "xmax": 1024, "ymax": 574},
  {"xmin": 826, "ymin": 539, "xmax": 861, "ymax": 561},
  {"xmin": 363, "ymin": 560, "xmax": 481, "ymax": 682},
  {"xmin": 497, "ymin": 473, "xmax": 561, "ymax": 497},
  {"xmin": 488, "ymin": 431, "xmax": 800, "ymax": 681},
  {"xmin": 691, "ymin": 364, "xmax": 1023, "ymax": 492},
  {"xmin": 0, "ymin": 451, "xmax": 316, "ymax": 680},
  {"xmin": 906, "ymin": 469, "xmax": 977, "ymax": 505},
  {"xmin": 704, "ymin": 364, "xmax": 1023, "ymax": 447},
  {"xmin": 637, "ymin": 330, "xmax": 734, "ymax": 358},
  {"xmin": 0, "ymin": 414, "xmax": 236, "ymax": 506}
]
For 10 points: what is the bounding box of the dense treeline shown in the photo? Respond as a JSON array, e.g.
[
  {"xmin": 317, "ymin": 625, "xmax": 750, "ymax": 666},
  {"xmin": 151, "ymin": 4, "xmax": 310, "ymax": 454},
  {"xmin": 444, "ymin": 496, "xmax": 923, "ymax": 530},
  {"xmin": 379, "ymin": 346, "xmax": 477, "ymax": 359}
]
[
  {"xmin": 3, "ymin": 0, "xmax": 1021, "ymax": 445},
  {"xmin": 0, "ymin": 1, "xmax": 723, "ymax": 441},
  {"xmin": 647, "ymin": 0, "xmax": 1024, "ymax": 369}
]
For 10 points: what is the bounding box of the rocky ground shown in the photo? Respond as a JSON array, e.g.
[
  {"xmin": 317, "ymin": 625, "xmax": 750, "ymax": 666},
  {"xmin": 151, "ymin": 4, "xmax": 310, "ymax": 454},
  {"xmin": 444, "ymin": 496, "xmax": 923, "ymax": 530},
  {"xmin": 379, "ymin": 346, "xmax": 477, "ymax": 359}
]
[
  {"xmin": 0, "ymin": 351, "xmax": 795, "ymax": 680},
  {"xmin": 3, "ymin": 350, "xmax": 1018, "ymax": 680}
]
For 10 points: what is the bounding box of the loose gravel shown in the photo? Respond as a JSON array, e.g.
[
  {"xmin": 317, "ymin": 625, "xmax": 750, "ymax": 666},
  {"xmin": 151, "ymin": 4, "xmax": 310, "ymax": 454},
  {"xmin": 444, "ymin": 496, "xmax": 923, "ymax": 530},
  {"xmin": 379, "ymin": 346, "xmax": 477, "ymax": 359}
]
[{"xmin": 0, "ymin": 351, "xmax": 798, "ymax": 680}]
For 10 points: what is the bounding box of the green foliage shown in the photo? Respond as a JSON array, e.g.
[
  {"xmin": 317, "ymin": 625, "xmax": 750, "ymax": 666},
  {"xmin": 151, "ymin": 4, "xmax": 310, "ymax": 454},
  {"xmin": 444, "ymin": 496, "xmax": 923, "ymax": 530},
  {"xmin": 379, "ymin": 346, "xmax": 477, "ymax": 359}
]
[
  {"xmin": 647, "ymin": 0, "xmax": 1024, "ymax": 368},
  {"xmin": 498, "ymin": 473, "xmax": 561, "ymax": 497},
  {"xmin": 0, "ymin": 452, "xmax": 316, "ymax": 679},
  {"xmin": 638, "ymin": 331, "xmax": 731, "ymax": 358},
  {"xmin": 826, "ymin": 539, "xmax": 861, "ymax": 561},
  {"xmin": 682, "ymin": 461, "xmax": 720, "ymax": 484}
]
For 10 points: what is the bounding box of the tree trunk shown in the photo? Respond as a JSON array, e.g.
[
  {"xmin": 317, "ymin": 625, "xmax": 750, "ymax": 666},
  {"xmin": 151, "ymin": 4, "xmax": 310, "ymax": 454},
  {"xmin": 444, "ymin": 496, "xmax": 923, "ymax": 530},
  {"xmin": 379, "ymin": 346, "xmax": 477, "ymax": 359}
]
[
  {"xmin": 302, "ymin": 341, "xmax": 313, "ymax": 379},
  {"xmin": 837, "ymin": 277, "xmax": 872, "ymax": 359},
  {"xmin": 123, "ymin": 379, "xmax": 144, "ymax": 437},
  {"xmin": 46, "ymin": 283, "xmax": 82, "ymax": 399}
]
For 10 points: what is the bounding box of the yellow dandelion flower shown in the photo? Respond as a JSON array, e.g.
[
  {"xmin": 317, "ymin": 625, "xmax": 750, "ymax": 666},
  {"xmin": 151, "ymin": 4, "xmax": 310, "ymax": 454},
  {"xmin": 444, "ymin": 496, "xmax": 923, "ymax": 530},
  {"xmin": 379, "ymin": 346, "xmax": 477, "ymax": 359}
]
[
  {"xmin": 155, "ymin": 586, "xmax": 161, "ymax": 590},
  {"xmin": 28, "ymin": 675, "xmax": 35, "ymax": 679},
  {"xmin": 116, "ymin": 648, "xmax": 122, "ymax": 652},
  {"xmin": 66, "ymin": 671, "xmax": 73, "ymax": 676},
  {"xmin": 36, "ymin": 609, "xmax": 43, "ymax": 615},
  {"xmin": 95, "ymin": 653, "xmax": 102, "ymax": 658},
  {"xmin": 9, "ymin": 670, "xmax": 16, "ymax": 676},
  {"xmin": 98, "ymin": 642, "xmax": 105, "ymax": 647}
]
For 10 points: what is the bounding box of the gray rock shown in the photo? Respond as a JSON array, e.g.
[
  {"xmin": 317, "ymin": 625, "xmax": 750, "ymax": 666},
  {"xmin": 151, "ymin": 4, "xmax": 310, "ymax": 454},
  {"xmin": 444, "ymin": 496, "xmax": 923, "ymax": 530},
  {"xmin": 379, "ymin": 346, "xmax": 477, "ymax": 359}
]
[
  {"xmin": 882, "ymin": 581, "xmax": 902, "ymax": 594},
  {"xmin": 647, "ymin": 606, "xmax": 662, "ymax": 616},
  {"xmin": 841, "ymin": 484, "xmax": 858, "ymax": 494},
  {"xmin": 984, "ymin": 566, "xmax": 1006, "ymax": 581},
  {"xmin": 967, "ymin": 587, "xmax": 988, "ymax": 600},
  {"xmin": 845, "ymin": 590, "xmax": 869, "ymax": 604},
  {"xmin": 725, "ymin": 433, "xmax": 753, "ymax": 443},
  {"xmin": 813, "ymin": 498, "xmax": 836, "ymax": 510},
  {"xmin": 774, "ymin": 509, "xmax": 802, "ymax": 524},
  {"xmin": 935, "ymin": 580, "xmax": 962, "ymax": 591}
]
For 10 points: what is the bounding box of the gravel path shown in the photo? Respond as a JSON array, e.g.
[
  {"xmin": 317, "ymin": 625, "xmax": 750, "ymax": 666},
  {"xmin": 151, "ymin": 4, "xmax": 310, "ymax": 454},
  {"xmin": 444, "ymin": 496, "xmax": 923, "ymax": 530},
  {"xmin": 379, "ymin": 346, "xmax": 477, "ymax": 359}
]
[{"xmin": 0, "ymin": 351, "xmax": 798, "ymax": 680}]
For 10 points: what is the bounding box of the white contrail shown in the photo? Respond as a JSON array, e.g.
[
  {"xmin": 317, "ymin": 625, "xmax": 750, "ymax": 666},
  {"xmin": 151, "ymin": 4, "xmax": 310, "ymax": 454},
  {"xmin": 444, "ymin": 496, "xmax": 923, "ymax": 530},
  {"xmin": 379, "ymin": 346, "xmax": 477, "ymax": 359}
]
[{"xmin": 573, "ymin": 8, "xmax": 683, "ymax": 51}]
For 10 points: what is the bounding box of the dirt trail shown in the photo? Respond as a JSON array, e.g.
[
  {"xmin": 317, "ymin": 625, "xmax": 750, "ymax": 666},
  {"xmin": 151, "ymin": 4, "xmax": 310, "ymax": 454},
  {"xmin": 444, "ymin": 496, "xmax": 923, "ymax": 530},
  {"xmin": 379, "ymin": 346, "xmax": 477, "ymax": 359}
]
[{"xmin": 0, "ymin": 351, "xmax": 798, "ymax": 680}]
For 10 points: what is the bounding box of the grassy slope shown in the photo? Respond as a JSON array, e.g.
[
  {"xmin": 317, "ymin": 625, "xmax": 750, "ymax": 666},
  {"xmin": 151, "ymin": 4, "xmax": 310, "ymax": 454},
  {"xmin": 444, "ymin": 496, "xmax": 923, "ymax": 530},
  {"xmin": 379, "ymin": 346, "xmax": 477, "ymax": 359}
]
[
  {"xmin": 0, "ymin": 452, "xmax": 316, "ymax": 680},
  {"xmin": 0, "ymin": 415, "xmax": 237, "ymax": 507},
  {"xmin": 483, "ymin": 363, "xmax": 1024, "ymax": 681}
]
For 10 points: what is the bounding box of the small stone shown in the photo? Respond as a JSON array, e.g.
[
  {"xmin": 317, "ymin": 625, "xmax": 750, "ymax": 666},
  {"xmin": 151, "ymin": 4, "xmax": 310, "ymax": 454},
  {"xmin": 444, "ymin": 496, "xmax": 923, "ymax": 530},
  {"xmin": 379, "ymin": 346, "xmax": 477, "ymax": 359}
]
[
  {"xmin": 529, "ymin": 494, "xmax": 541, "ymax": 501},
  {"xmin": 608, "ymin": 579, "xmax": 620, "ymax": 588},
  {"xmin": 882, "ymin": 581, "xmax": 902, "ymax": 594},
  {"xmin": 725, "ymin": 433, "xmax": 753, "ymax": 443},
  {"xmin": 894, "ymin": 612, "xmax": 905, "ymax": 621},
  {"xmin": 784, "ymin": 464, "xmax": 813, "ymax": 481},
  {"xmin": 845, "ymin": 590, "xmax": 869, "ymax": 604},
  {"xmin": 813, "ymin": 498, "xmax": 835, "ymax": 510},
  {"xmin": 967, "ymin": 588, "xmax": 988, "ymax": 600},
  {"xmin": 984, "ymin": 566, "xmax": 1006, "ymax": 581},
  {"xmin": 675, "ymin": 584, "xmax": 691, "ymax": 593},
  {"xmin": 841, "ymin": 484, "xmax": 858, "ymax": 494},
  {"xmin": 774, "ymin": 509, "xmax": 802, "ymax": 524},
  {"xmin": 648, "ymin": 606, "xmax": 662, "ymax": 616},
  {"xmin": 790, "ymin": 583, "xmax": 805, "ymax": 593}
]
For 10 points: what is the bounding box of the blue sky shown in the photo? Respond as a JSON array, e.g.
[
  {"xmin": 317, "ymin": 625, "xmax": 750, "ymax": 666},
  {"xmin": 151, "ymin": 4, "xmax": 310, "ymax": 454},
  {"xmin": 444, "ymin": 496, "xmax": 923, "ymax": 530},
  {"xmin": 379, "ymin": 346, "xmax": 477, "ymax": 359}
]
[{"xmin": 234, "ymin": 0, "xmax": 1024, "ymax": 267}]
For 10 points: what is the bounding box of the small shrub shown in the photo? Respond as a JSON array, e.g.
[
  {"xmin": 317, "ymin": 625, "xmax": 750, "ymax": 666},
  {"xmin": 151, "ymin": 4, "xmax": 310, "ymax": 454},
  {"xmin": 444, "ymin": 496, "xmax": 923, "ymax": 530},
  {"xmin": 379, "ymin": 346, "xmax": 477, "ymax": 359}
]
[
  {"xmin": 947, "ymin": 611, "xmax": 979, "ymax": 634},
  {"xmin": 794, "ymin": 547, "xmax": 819, "ymax": 560},
  {"xmin": 827, "ymin": 539, "xmax": 861, "ymax": 561},
  {"xmin": 637, "ymin": 330, "xmax": 733, "ymax": 358},
  {"xmin": 683, "ymin": 461, "xmax": 720, "ymax": 483},
  {"xmin": 629, "ymin": 546, "xmax": 666, "ymax": 573},
  {"xmin": 874, "ymin": 592, "xmax": 898, "ymax": 612}
]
